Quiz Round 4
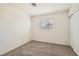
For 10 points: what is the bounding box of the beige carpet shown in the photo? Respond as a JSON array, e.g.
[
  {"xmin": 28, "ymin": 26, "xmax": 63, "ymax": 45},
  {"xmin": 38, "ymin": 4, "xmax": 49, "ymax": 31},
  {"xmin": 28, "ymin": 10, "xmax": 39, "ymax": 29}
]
[{"xmin": 3, "ymin": 40, "xmax": 77, "ymax": 56}]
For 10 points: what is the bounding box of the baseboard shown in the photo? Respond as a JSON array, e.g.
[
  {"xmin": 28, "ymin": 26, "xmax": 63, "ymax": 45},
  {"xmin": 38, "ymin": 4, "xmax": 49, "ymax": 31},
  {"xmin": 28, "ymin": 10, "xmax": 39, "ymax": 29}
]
[
  {"xmin": 32, "ymin": 39, "xmax": 69, "ymax": 46},
  {"xmin": 70, "ymin": 44, "xmax": 78, "ymax": 56},
  {"xmin": 31, "ymin": 40, "xmax": 70, "ymax": 46},
  {"xmin": 71, "ymin": 46, "xmax": 79, "ymax": 56},
  {"xmin": 0, "ymin": 39, "xmax": 31, "ymax": 56}
]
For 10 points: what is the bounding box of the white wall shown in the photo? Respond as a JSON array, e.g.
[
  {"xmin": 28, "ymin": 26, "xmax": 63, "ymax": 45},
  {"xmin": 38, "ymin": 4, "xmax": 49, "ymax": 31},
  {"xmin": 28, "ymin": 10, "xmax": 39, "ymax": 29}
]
[
  {"xmin": 69, "ymin": 3, "xmax": 79, "ymax": 16},
  {"xmin": 31, "ymin": 11, "xmax": 69, "ymax": 45},
  {"xmin": 69, "ymin": 4, "xmax": 79, "ymax": 55},
  {"xmin": 0, "ymin": 4, "xmax": 31, "ymax": 55},
  {"xmin": 70, "ymin": 9, "xmax": 79, "ymax": 56}
]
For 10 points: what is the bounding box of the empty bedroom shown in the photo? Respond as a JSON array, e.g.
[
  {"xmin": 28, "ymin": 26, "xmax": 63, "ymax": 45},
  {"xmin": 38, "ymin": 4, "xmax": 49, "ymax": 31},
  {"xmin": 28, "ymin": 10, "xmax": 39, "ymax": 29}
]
[{"xmin": 0, "ymin": 3, "xmax": 79, "ymax": 56}]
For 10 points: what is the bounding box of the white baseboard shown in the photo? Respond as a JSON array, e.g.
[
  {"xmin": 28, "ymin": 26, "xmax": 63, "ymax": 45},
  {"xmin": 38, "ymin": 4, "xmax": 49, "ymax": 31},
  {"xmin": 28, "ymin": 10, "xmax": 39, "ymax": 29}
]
[{"xmin": 0, "ymin": 39, "xmax": 31, "ymax": 55}]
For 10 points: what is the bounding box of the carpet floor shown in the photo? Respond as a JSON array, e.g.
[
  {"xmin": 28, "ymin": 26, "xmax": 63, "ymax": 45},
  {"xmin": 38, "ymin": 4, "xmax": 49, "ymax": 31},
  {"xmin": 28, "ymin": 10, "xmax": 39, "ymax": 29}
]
[{"xmin": 3, "ymin": 40, "xmax": 77, "ymax": 56}]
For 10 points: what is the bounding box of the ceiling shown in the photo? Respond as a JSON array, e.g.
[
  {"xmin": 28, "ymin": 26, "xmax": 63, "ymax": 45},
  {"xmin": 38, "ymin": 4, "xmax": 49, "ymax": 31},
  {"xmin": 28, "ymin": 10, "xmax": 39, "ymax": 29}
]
[{"xmin": 8, "ymin": 3, "xmax": 72, "ymax": 16}]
